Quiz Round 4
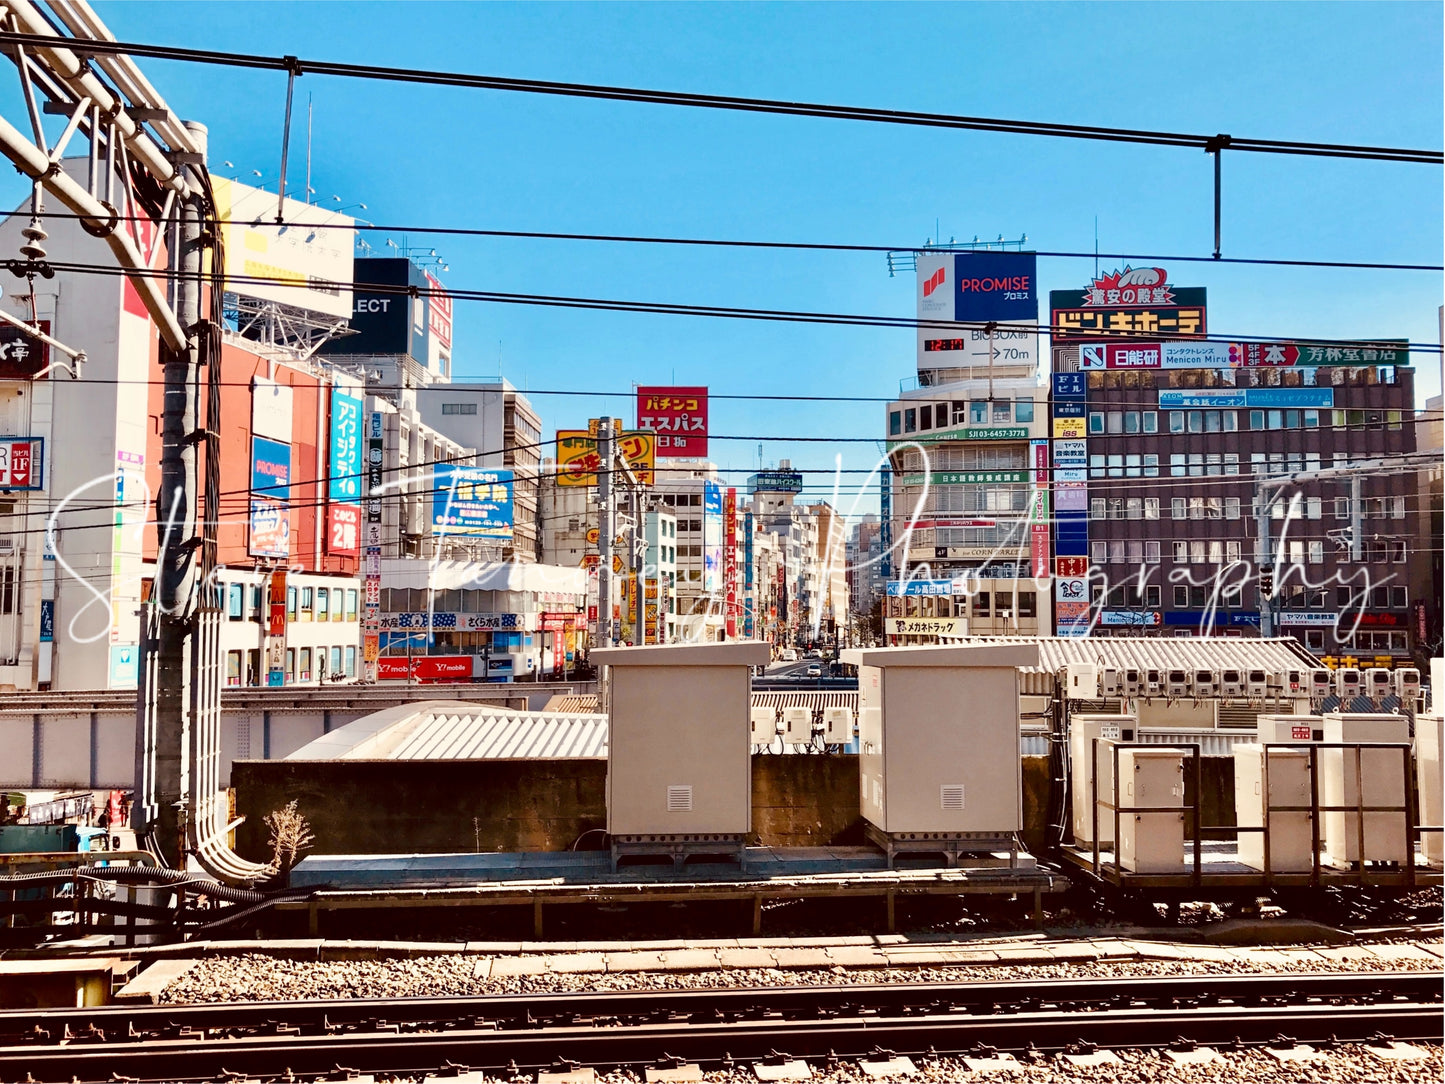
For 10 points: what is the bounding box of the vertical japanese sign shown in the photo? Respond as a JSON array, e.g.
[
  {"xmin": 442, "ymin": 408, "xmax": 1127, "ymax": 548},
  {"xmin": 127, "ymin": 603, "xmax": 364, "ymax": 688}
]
[
  {"xmin": 636, "ymin": 386, "xmax": 708, "ymax": 458},
  {"xmin": 328, "ymin": 385, "xmax": 363, "ymax": 556},
  {"xmin": 879, "ymin": 466, "xmax": 892, "ymax": 582},
  {"xmin": 724, "ymin": 487, "xmax": 738, "ymax": 639},
  {"xmin": 702, "ymin": 481, "xmax": 723, "ymax": 593},
  {"xmin": 363, "ymin": 410, "xmax": 384, "ymax": 676},
  {"xmin": 268, "ymin": 569, "xmax": 287, "ymax": 686},
  {"xmin": 1029, "ymin": 439, "xmax": 1051, "ymax": 580},
  {"xmin": 743, "ymin": 510, "xmax": 755, "ymax": 637}
]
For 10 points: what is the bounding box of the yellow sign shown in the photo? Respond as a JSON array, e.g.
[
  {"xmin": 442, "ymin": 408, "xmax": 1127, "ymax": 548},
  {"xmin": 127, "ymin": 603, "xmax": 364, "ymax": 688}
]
[
  {"xmin": 612, "ymin": 555, "xmax": 625, "ymax": 574},
  {"xmin": 556, "ymin": 429, "xmax": 656, "ymax": 487},
  {"xmin": 1053, "ymin": 417, "xmax": 1087, "ymax": 439}
]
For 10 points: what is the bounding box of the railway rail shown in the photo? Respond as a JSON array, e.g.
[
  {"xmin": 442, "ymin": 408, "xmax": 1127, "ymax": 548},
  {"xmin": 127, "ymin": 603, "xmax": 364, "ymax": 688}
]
[{"xmin": 2, "ymin": 970, "xmax": 1438, "ymax": 1081}]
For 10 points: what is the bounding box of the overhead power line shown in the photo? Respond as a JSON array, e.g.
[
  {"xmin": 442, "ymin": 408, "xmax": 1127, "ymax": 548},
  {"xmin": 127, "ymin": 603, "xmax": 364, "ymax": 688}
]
[
  {"xmin": 0, "ymin": 30, "xmax": 1438, "ymax": 165},
  {"xmin": 42, "ymin": 259, "xmax": 1445, "ymax": 353},
  {"xmin": 29, "ymin": 211, "xmax": 1442, "ymax": 273}
]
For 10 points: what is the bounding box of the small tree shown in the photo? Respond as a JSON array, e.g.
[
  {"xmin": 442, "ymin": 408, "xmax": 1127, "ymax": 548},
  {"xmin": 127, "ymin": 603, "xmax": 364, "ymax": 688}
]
[{"xmin": 263, "ymin": 800, "xmax": 315, "ymax": 886}]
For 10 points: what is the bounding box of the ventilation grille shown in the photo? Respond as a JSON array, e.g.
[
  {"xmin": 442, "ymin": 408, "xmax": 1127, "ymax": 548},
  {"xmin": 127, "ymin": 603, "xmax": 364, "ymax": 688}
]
[
  {"xmin": 666, "ymin": 785, "xmax": 693, "ymax": 813},
  {"xmin": 939, "ymin": 784, "xmax": 966, "ymax": 811}
]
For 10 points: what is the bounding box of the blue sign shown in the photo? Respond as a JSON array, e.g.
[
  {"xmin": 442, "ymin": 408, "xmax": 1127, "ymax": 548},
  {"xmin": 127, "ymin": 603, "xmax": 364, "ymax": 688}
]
[
  {"xmin": 431, "ymin": 466, "xmax": 513, "ymax": 538},
  {"xmin": 1159, "ymin": 388, "xmax": 1334, "ymax": 409},
  {"xmin": 39, "ymin": 599, "xmax": 53, "ymax": 643},
  {"xmin": 1053, "ymin": 372, "xmax": 1086, "ymax": 399},
  {"xmin": 251, "ymin": 436, "xmax": 291, "ymax": 498},
  {"xmin": 328, "ymin": 388, "xmax": 364, "ymax": 502},
  {"xmin": 109, "ymin": 644, "xmax": 138, "ymax": 687},
  {"xmin": 1165, "ymin": 610, "xmax": 1261, "ymax": 627},
  {"xmin": 1053, "ymin": 401, "xmax": 1087, "ymax": 418},
  {"xmin": 886, "ymin": 579, "xmax": 953, "ymax": 596},
  {"xmin": 953, "ymin": 252, "xmax": 1038, "ymax": 322}
]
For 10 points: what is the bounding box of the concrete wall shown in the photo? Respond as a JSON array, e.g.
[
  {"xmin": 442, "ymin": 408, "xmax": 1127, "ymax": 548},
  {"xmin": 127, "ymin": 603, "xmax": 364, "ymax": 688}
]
[{"xmin": 233, "ymin": 753, "xmax": 1240, "ymax": 861}]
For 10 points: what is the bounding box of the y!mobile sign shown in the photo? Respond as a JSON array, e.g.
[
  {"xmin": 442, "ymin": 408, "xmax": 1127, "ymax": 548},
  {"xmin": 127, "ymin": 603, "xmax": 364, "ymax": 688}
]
[{"xmin": 636, "ymin": 386, "xmax": 708, "ymax": 457}]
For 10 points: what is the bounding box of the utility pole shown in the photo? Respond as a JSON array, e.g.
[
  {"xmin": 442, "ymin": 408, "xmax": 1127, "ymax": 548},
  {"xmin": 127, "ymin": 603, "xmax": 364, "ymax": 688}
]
[{"xmin": 151, "ymin": 122, "xmax": 207, "ymax": 868}]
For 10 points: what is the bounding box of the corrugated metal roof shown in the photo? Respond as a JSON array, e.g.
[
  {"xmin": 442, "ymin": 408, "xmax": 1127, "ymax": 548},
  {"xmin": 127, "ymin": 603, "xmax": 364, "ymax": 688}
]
[
  {"xmin": 944, "ymin": 635, "xmax": 1318, "ymax": 674},
  {"xmin": 752, "ymin": 691, "xmax": 860, "ymax": 712},
  {"xmin": 543, "ymin": 694, "xmax": 602, "ymax": 714},
  {"xmin": 389, "ymin": 709, "xmax": 608, "ymax": 760}
]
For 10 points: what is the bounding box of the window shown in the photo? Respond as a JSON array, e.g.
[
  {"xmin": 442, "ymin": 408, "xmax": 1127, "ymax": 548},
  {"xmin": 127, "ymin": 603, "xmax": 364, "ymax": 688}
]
[
  {"xmin": 889, "ymin": 411, "xmax": 901, "ymax": 437},
  {"xmin": 1225, "ymin": 497, "xmax": 1241, "ymax": 520},
  {"xmin": 300, "ymin": 587, "xmax": 314, "ymax": 620},
  {"xmin": 1189, "ymin": 497, "xmax": 1204, "ymax": 519},
  {"xmin": 1249, "ymin": 410, "xmax": 1265, "ymax": 430},
  {"xmin": 1188, "ymin": 411, "xmax": 1205, "ymax": 433},
  {"xmin": 1306, "ymin": 497, "xmax": 1322, "ymax": 520},
  {"xmin": 1304, "ymin": 409, "xmax": 1320, "ymax": 427},
  {"xmin": 1387, "ymin": 409, "xmax": 1402, "ymax": 430},
  {"xmin": 1173, "ymin": 540, "xmax": 1188, "ymax": 563},
  {"xmin": 299, "ymin": 648, "xmax": 312, "ymax": 680},
  {"xmin": 287, "ymin": 586, "xmax": 297, "ymax": 620},
  {"xmin": 1171, "ymin": 497, "xmax": 1186, "ymax": 519},
  {"xmin": 1018, "ymin": 591, "xmax": 1037, "ymax": 617},
  {"xmin": 1224, "ymin": 453, "xmax": 1239, "ymax": 475},
  {"xmin": 1189, "ymin": 453, "xmax": 1204, "ymax": 477},
  {"xmin": 1108, "ymin": 541, "xmax": 1125, "ymax": 564},
  {"xmin": 346, "ymin": 590, "xmax": 359, "ymax": 620},
  {"xmin": 332, "ymin": 647, "xmax": 344, "ymax": 677},
  {"xmin": 1125, "ymin": 454, "xmax": 1142, "ymax": 478},
  {"xmin": 1144, "ymin": 497, "xmax": 1160, "ymax": 519},
  {"xmin": 1107, "ymin": 411, "xmax": 1124, "ymax": 434},
  {"xmin": 1308, "ymin": 540, "xmax": 1324, "ymax": 564},
  {"xmin": 1191, "ymin": 541, "xmax": 1206, "ymax": 564},
  {"xmin": 1088, "ymin": 412, "xmax": 1105, "ymax": 434},
  {"xmin": 1392, "ymin": 540, "xmax": 1408, "ymax": 563},
  {"xmin": 317, "ymin": 588, "xmax": 330, "ymax": 620},
  {"xmin": 1169, "ymin": 411, "xmax": 1186, "ymax": 433},
  {"xmin": 1392, "ymin": 586, "xmax": 1408, "ymax": 608},
  {"xmin": 1209, "ymin": 540, "xmax": 1224, "ymax": 565},
  {"xmin": 1206, "ymin": 453, "xmax": 1222, "ymax": 476},
  {"xmin": 1090, "ymin": 541, "xmax": 1107, "ymax": 565},
  {"xmin": 1335, "ymin": 497, "xmax": 1350, "ymax": 520},
  {"xmin": 1222, "ymin": 410, "xmax": 1238, "ymax": 432},
  {"xmin": 1268, "ymin": 409, "xmax": 1283, "ymax": 429},
  {"xmin": 1142, "ymin": 411, "xmax": 1158, "ymax": 433},
  {"xmin": 1143, "ymin": 454, "xmax": 1159, "ymax": 477},
  {"xmin": 969, "ymin": 401, "xmax": 988, "ymax": 424},
  {"xmin": 1174, "ymin": 585, "xmax": 1189, "ymax": 608},
  {"xmin": 1226, "ymin": 541, "xmax": 1241, "ymax": 562},
  {"xmin": 992, "ymin": 401, "xmax": 1011, "ymax": 424},
  {"xmin": 249, "ymin": 585, "xmax": 263, "ymax": 616},
  {"xmin": 226, "ymin": 651, "xmax": 242, "ymax": 687},
  {"xmin": 227, "ymin": 584, "xmax": 244, "ymax": 620},
  {"xmin": 1091, "ymin": 498, "xmax": 1106, "ymax": 520},
  {"xmin": 345, "ymin": 646, "xmax": 357, "ymax": 677},
  {"xmin": 1170, "ymin": 454, "xmax": 1186, "ymax": 477},
  {"xmin": 973, "ymin": 591, "xmax": 990, "ymax": 617},
  {"xmin": 904, "ymin": 408, "xmax": 916, "ymax": 433},
  {"xmin": 441, "ymin": 402, "xmax": 478, "ymax": 415},
  {"xmin": 1145, "ymin": 585, "xmax": 1161, "ymax": 606},
  {"xmin": 919, "ymin": 405, "xmax": 933, "ymax": 430},
  {"xmin": 1108, "ymin": 454, "xmax": 1124, "ymax": 478},
  {"xmin": 1015, "ymin": 398, "xmax": 1035, "ymax": 423},
  {"xmin": 285, "ymin": 648, "xmax": 296, "ymax": 680},
  {"xmin": 1145, "ymin": 541, "xmax": 1160, "ymax": 564}
]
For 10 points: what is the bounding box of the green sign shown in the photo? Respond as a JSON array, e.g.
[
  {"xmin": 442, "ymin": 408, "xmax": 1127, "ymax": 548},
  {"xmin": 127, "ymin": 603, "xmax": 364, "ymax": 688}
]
[
  {"xmin": 901, "ymin": 470, "xmax": 1030, "ymax": 486},
  {"xmin": 890, "ymin": 426, "xmax": 1028, "ymax": 447}
]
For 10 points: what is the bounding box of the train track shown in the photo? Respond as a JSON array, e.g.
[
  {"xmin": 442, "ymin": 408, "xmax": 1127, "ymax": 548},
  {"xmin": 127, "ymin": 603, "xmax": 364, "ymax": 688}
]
[{"xmin": 2, "ymin": 971, "xmax": 1439, "ymax": 1081}]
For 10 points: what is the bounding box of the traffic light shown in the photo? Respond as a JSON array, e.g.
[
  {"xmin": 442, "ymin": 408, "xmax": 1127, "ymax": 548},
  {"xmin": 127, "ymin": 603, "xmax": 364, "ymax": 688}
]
[{"xmin": 1258, "ymin": 569, "xmax": 1274, "ymax": 599}]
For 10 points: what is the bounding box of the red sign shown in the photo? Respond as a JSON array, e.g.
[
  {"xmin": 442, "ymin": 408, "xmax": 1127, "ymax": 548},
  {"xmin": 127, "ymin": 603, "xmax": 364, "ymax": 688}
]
[
  {"xmin": 1355, "ymin": 612, "xmax": 1403, "ymax": 627},
  {"xmin": 724, "ymin": 488, "xmax": 738, "ymax": 639},
  {"xmin": 1236, "ymin": 342, "xmax": 1300, "ymax": 367},
  {"xmin": 1107, "ymin": 343, "xmax": 1162, "ymax": 368},
  {"xmin": 376, "ymin": 656, "xmax": 474, "ymax": 682},
  {"xmin": 636, "ymin": 385, "xmax": 708, "ymax": 458},
  {"xmin": 268, "ymin": 570, "xmax": 288, "ymax": 637},
  {"xmin": 587, "ymin": 604, "xmax": 598, "ymax": 622},
  {"xmin": 327, "ymin": 503, "xmax": 360, "ymax": 555},
  {"xmin": 425, "ymin": 271, "xmax": 453, "ymax": 351},
  {"xmin": 1291, "ymin": 726, "xmax": 1313, "ymax": 740},
  {"xmin": 1056, "ymin": 557, "xmax": 1088, "ymax": 578},
  {"xmin": 1081, "ymin": 267, "xmax": 1174, "ymax": 307},
  {"xmin": 1030, "ymin": 525, "xmax": 1050, "ymax": 580}
]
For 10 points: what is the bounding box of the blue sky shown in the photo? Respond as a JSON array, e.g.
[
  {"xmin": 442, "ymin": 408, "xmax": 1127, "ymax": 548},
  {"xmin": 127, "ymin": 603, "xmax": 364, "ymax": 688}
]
[{"xmin": 20, "ymin": 3, "xmax": 1445, "ymax": 509}]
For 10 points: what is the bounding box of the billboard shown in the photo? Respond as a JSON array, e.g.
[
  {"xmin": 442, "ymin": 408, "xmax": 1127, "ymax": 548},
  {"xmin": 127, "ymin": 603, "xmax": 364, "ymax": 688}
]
[
  {"xmin": 0, "ymin": 437, "xmax": 43, "ymax": 489},
  {"xmin": 1051, "ymin": 266, "xmax": 1206, "ymax": 343},
  {"xmin": 724, "ymin": 488, "xmax": 738, "ymax": 639},
  {"xmin": 636, "ymin": 386, "xmax": 708, "ymax": 458},
  {"xmin": 748, "ymin": 470, "xmax": 805, "ymax": 494},
  {"xmin": 328, "ymin": 386, "xmax": 364, "ymax": 502},
  {"xmin": 424, "ymin": 270, "xmax": 453, "ymax": 378},
  {"xmin": 556, "ymin": 429, "xmax": 656, "ymax": 486},
  {"xmin": 251, "ymin": 376, "xmax": 294, "ymax": 442},
  {"xmin": 250, "ymin": 436, "xmax": 292, "ymax": 500},
  {"xmin": 1158, "ymin": 388, "xmax": 1333, "ymax": 409},
  {"xmin": 327, "ymin": 503, "xmax": 360, "ymax": 555},
  {"xmin": 0, "ymin": 321, "xmax": 49, "ymax": 379},
  {"xmin": 431, "ymin": 466, "xmax": 514, "ymax": 538},
  {"xmin": 249, "ymin": 500, "xmax": 290, "ymax": 559},
  {"xmin": 317, "ymin": 258, "xmax": 431, "ymax": 360},
  {"xmin": 917, "ymin": 251, "xmax": 1038, "ymax": 323},
  {"xmin": 702, "ymin": 480, "xmax": 723, "ymax": 593},
  {"xmin": 213, "ymin": 177, "xmax": 354, "ymax": 319}
]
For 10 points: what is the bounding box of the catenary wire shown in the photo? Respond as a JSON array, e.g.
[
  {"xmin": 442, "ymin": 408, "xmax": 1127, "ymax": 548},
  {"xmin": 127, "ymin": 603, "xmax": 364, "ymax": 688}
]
[
  {"xmin": 24, "ymin": 211, "xmax": 1444, "ymax": 273},
  {"xmin": 0, "ymin": 30, "xmax": 1438, "ymax": 163},
  {"xmin": 36, "ymin": 259, "xmax": 1445, "ymax": 353}
]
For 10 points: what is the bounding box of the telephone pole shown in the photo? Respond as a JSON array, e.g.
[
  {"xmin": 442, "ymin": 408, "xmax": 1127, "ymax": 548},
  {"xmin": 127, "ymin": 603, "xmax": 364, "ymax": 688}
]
[
  {"xmin": 151, "ymin": 121, "xmax": 207, "ymax": 867},
  {"xmin": 597, "ymin": 421, "xmax": 614, "ymax": 650}
]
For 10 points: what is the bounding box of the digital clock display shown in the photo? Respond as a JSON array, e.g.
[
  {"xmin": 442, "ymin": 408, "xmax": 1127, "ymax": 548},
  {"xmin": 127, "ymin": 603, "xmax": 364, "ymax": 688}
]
[{"xmin": 923, "ymin": 338, "xmax": 968, "ymax": 352}]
